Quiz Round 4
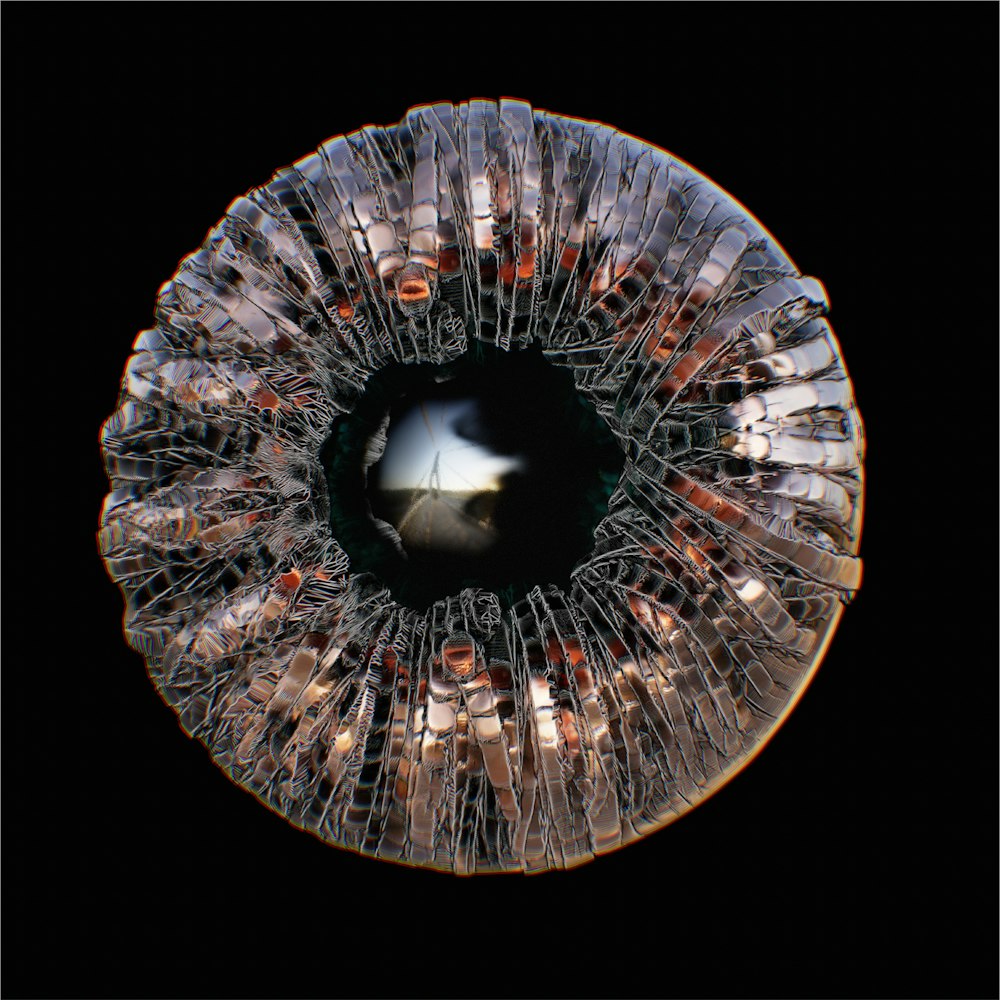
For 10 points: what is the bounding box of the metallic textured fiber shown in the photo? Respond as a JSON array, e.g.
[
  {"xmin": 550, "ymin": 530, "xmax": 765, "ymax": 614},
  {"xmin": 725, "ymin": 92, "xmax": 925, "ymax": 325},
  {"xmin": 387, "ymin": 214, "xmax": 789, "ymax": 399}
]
[{"xmin": 99, "ymin": 100, "xmax": 864, "ymax": 874}]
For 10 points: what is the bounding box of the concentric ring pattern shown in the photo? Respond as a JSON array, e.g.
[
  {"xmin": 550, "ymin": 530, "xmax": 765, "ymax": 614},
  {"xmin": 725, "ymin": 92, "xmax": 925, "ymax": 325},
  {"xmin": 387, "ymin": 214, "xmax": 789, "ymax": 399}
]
[{"xmin": 99, "ymin": 100, "xmax": 864, "ymax": 874}]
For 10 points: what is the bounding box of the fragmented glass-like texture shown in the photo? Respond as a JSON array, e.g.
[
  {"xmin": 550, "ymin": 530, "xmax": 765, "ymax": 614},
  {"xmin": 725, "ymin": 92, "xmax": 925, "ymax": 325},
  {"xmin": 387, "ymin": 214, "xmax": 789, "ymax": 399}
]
[{"xmin": 99, "ymin": 101, "xmax": 864, "ymax": 874}]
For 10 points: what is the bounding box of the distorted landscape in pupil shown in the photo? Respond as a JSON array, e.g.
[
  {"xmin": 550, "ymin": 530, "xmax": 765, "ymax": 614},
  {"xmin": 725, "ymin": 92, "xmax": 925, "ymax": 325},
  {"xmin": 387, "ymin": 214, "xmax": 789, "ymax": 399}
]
[{"xmin": 324, "ymin": 346, "xmax": 625, "ymax": 610}]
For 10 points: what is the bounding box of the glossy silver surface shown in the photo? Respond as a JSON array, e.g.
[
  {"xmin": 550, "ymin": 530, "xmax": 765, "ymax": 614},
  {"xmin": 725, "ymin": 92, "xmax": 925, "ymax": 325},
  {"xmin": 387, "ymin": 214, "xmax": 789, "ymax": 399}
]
[{"xmin": 99, "ymin": 101, "xmax": 864, "ymax": 873}]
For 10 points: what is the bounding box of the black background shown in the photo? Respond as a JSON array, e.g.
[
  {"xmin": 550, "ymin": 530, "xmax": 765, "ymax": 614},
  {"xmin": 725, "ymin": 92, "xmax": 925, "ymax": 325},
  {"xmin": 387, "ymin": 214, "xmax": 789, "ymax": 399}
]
[{"xmin": 4, "ymin": 7, "xmax": 996, "ymax": 1000}]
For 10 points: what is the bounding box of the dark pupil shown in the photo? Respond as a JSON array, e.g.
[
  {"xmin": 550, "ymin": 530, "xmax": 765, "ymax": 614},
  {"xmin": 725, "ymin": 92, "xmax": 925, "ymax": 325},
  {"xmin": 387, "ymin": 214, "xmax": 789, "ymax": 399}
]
[{"xmin": 321, "ymin": 344, "xmax": 624, "ymax": 612}]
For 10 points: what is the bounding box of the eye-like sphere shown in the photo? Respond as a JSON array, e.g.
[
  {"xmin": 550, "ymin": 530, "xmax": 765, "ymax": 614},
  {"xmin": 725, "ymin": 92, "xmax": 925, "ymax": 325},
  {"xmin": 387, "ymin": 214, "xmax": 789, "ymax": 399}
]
[{"xmin": 99, "ymin": 100, "xmax": 864, "ymax": 874}]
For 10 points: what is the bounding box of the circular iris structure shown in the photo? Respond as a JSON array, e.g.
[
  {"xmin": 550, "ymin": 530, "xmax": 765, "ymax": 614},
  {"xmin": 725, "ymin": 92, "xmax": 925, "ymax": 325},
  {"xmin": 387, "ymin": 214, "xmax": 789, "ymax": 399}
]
[{"xmin": 99, "ymin": 101, "xmax": 864, "ymax": 874}]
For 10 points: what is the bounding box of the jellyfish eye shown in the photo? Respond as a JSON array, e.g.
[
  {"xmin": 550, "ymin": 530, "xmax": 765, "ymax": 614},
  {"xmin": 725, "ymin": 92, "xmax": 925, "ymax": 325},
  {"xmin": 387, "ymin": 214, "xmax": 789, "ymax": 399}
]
[{"xmin": 99, "ymin": 100, "xmax": 863, "ymax": 874}]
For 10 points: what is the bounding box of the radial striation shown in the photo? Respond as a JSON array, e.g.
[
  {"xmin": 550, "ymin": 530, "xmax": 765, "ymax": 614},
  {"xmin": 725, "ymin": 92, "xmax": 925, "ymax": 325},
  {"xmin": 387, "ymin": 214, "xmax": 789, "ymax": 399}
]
[{"xmin": 99, "ymin": 100, "xmax": 864, "ymax": 874}]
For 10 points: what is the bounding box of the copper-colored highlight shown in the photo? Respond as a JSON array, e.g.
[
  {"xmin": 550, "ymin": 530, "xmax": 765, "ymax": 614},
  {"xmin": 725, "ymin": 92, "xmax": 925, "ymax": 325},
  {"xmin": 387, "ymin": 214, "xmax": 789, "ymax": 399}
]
[
  {"xmin": 558, "ymin": 245, "xmax": 580, "ymax": 270},
  {"xmin": 397, "ymin": 278, "xmax": 430, "ymax": 303},
  {"xmin": 442, "ymin": 638, "xmax": 476, "ymax": 678},
  {"xmin": 437, "ymin": 248, "xmax": 461, "ymax": 273},
  {"xmin": 250, "ymin": 387, "xmax": 280, "ymax": 411}
]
